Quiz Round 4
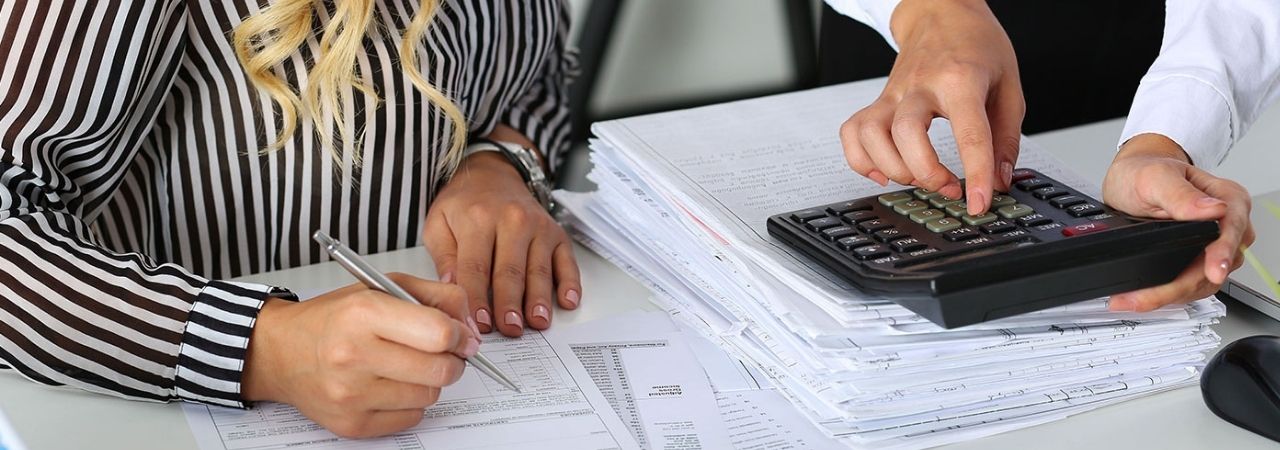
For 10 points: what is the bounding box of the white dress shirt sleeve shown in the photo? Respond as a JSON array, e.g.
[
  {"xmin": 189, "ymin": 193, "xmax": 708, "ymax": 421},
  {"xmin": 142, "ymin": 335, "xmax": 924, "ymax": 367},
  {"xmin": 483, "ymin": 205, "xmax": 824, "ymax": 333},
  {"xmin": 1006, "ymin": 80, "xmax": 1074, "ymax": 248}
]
[
  {"xmin": 1120, "ymin": 0, "xmax": 1280, "ymax": 168},
  {"xmin": 822, "ymin": 0, "xmax": 904, "ymax": 50}
]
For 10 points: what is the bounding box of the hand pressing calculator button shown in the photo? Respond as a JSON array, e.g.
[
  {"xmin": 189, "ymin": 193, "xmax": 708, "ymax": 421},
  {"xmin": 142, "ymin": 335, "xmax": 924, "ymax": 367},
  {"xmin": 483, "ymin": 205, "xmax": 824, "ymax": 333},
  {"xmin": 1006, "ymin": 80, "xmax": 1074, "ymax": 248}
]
[{"xmin": 767, "ymin": 168, "xmax": 1219, "ymax": 328}]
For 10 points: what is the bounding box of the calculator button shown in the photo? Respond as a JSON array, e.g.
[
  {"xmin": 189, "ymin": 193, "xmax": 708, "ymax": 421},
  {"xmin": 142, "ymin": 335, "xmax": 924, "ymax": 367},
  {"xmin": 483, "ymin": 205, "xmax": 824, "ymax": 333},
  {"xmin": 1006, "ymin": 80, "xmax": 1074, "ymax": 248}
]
[
  {"xmin": 979, "ymin": 219, "xmax": 1016, "ymax": 234},
  {"xmin": 989, "ymin": 194, "xmax": 1016, "ymax": 207},
  {"xmin": 961, "ymin": 212, "xmax": 998, "ymax": 226},
  {"xmin": 842, "ymin": 211, "xmax": 878, "ymax": 224},
  {"xmin": 1010, "ymin": 169, "xmax": 1037, "ymax": 182},
  {"xmin": 925, "ymin": 217, "xmax": 963, "ymax": 233},
  {"xmin": 1016, "ymin": 213, "xmax": 1052, "ymax": 227},
  {"xmin": 820, "ymin": 226, "xmax": 858, "ymax": 241},
  {"xmin": 878, "ymin": 192, "xmax": 914, "ymax": 206},
  {"xmin": 837, "ymin": 235, "xmax": 874, "ymax": 250},
  {"xmin": 894, "ymin": 200, "xmax": 929, "ymax": 215},
  {"xmin": 827, "ymin": 201, "xmax": 873, "ymax": 215},
  {"xmin": 945, "ymin": 203, "xmax": 969, "ymax": 217},
  {"xmin": 857, "ymin": 219, "xmax": 893, "ymax": 233},
  {"xmin": 873, "ymin": 228, "xmax": 909, "ymax": 243},
  {"xmin": 1066, "ymin": 203, "xmax": 1105, "ymax": 217},
  {"xmin": 909, "ymin": 209, "xmax": 945, "ymax": 224},
  {"xmin": 852, "ymin": 244, "xmax": 892, "ymax": 260},
  {"xmin": 1062, "ymin": 221, "xmax": 1109, "ymax": 237},
  {"xmin": 943, "ymin": 227, "xmax": 980, "ymax": 242},
  {"xmin": 804, "ymin": 217, "xmax": 842, "ymax": 232},
  {"xmin": 912, "ymin": 188, "xmax": 943, "ymax": 200},
  {"xmin": 890, "ymin": 237, "xmax": 927, "ymax": 253},
  {"xmin": 790, "ymin": 209, "xmax": 827, "ymax": 223},
  {"xmin": 1032, "ymin": 186, "xmax": 1070, "ymax": 200},
  {"xmin": 929, "ymin": 195, "xmax": 963, "ymax": 208},
  {"xmin": 996, "ymin": 203, "xmax": 1035, "ymax": 219},
  {"xmin": 1049, "ymin": 195, "xmax": 1086, "ymax": 208},
  {"xmin": 1014, "ymin": 178, "xmax": 1052, "ymax": 191}
]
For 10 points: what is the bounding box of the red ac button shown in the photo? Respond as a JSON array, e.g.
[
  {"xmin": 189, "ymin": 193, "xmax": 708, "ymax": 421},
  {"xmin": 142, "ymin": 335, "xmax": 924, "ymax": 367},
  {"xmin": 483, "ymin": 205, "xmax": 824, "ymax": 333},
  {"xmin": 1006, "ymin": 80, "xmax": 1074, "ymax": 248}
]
[{"xmin": 1062, "ymin": 221, "xmax": 1109, "ymax": 237}]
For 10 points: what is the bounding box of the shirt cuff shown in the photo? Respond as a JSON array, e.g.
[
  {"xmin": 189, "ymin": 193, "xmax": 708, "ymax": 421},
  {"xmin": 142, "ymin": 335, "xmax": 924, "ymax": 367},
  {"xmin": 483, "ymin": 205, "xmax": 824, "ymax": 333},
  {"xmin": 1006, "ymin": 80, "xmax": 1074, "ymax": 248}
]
[
  {"xmin": 174, "ymin": 280, "xmax": 295, "ymax": 408},
  {"xmin": 1119, "ymin": 75, "xmax": 1234, "ymax": 169},
  {"xmin": 825, "ymin": 0, "xmax": 903, "ymax": 50}
]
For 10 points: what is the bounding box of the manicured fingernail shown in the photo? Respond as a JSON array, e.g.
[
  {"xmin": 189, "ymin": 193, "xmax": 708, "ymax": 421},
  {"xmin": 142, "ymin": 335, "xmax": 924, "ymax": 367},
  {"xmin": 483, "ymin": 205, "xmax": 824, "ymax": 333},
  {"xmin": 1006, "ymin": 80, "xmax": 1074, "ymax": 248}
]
[
  {"xmin": 868, "ymin": 170, "xmax": 889, "ymax": 186},
  {"xmin": 1197, "ymin": 197, "xmax": 1225, "ymax": 208},
  {"xmin": 462, "ymin": 338, "xmax": 479, "ymax": 358},
  {"xmin": 532, "ymin": 305, "xmax": 550, "ymax": 323},
  {"xmin": 475, "ymin": 309, "xmax": 492, "ymax": 332},
  {"xmin": 505, "ymin": 311, "xmax": 523, "ymax": 327},
  {"xmin": 441, "ymin": 272, "xmax": 454, "ymax": 284},
  {"xmin": 466, "ymin": 316, "xmax": 481, "ymax": 338},
  {"xmin": 1109, "ymin": 295, "xmax": 1135, "ymax": 312},
  {"xmin": 565, "ymin": 290, "xmax": 580, "ymax": 308},
  {"xmin": 1000, "ymin": 162, "xmax": 1014, "ymax": 188}
]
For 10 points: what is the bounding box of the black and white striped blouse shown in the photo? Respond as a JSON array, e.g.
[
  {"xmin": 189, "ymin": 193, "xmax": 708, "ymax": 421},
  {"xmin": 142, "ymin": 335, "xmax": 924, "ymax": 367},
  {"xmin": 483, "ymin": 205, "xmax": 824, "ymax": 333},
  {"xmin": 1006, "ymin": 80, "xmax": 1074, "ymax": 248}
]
[{"xmin": 0, "ymin": 0, "xmax": 572, "ymax": 408}]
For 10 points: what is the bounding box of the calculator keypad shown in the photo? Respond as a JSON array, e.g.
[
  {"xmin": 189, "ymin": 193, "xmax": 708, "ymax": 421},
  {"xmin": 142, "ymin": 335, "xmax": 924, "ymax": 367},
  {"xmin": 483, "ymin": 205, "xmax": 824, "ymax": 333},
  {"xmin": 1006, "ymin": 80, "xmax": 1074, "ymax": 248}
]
[{"xmin": 775, "ymin": 169, "xmax": 1132, "ymax": 270}]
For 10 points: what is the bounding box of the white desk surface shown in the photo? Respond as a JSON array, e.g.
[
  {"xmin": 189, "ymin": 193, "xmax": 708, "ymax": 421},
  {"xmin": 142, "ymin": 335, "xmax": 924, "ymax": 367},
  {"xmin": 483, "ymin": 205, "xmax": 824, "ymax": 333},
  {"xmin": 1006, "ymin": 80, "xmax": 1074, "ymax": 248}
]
[{"xmin": 3, "ymin": 116, "xmax": 1279, "ymax": 450}]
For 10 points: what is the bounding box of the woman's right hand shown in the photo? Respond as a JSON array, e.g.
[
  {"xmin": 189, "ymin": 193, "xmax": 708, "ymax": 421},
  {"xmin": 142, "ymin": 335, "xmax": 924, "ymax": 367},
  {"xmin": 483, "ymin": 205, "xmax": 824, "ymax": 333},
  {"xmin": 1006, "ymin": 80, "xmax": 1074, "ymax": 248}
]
[
  {"xmin": 840, "ymin": 0, "xmax": 1024, "ymax": 215},
  {"xmin": 241, "ymin": 273, "xmax": 480, "ymax": 439}
]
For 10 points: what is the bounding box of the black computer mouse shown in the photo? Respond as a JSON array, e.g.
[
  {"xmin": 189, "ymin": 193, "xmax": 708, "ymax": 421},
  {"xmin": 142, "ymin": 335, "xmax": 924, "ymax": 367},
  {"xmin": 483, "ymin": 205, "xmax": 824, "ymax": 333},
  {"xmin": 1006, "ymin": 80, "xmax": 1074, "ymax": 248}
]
[{"xmin": 1202, "ymin": 335, "xmax": 1280, "ymax": 442}]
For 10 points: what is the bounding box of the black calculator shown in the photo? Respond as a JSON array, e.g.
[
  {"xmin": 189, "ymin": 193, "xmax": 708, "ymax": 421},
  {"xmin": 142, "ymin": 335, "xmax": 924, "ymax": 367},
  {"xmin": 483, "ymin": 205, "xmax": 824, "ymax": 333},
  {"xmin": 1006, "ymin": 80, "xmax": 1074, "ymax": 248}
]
[{"xmin": 767, "ymin": 168, "xmax": 1219, "ymax": 328}]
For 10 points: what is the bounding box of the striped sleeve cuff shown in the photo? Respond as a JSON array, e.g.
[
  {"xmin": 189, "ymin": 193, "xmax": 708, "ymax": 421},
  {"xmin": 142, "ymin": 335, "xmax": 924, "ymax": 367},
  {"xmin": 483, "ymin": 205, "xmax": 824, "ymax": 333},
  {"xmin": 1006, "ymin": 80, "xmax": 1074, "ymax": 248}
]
[{"xmin": 174, "ymin": 280, "xmax": 295, "ymax": 408}]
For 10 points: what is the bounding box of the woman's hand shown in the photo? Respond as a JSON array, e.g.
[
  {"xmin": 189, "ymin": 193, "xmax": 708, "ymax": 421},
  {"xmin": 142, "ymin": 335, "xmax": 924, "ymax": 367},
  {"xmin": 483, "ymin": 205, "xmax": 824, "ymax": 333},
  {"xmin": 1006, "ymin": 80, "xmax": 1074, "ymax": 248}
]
[
  {"xmin": 1103, "ymin": 134, "xmax": 1256, "ymax": 312},
  {"xmin": 840, "ymin": 0, "xmax": 1024, "ymax": 215},
  {"xmin": 423, "ymin": 129, "xmax": 581, "ymax": 338},
  {"xmin": 241, "ymin": 274, "xmax": 478, "ymax": 439}
]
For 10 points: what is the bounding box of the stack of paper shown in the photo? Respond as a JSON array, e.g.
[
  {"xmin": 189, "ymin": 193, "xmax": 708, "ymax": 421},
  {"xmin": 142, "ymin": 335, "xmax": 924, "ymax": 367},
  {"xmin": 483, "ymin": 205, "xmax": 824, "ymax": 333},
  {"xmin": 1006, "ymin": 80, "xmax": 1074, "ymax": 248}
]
[{"xmin": 554, "ymin": 79, "xmax": 1224, "ymax": 449}]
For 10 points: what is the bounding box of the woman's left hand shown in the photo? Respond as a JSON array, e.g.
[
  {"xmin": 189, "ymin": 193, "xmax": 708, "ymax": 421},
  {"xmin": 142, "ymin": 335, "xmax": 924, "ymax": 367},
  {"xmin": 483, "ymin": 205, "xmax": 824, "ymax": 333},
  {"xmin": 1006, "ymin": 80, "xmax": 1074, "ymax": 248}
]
[{"xmin": 423, "ymin": 131, "xmax": 581, "ymax": 337}]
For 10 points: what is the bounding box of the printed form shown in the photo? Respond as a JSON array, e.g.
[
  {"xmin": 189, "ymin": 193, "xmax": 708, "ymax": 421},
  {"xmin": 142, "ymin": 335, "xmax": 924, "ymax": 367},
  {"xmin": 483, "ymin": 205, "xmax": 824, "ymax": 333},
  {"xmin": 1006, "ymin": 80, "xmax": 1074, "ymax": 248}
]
[
  {"xmin": 544, "ymin": 312, "xmax": 732, "ymax": 450},
  {"xmin": 183, "ymin": 329, "xmax": 639, "ymax": 450},
  {"xmin": 548, "ymin": 311, "xmax": 837, "ymax": 450}
]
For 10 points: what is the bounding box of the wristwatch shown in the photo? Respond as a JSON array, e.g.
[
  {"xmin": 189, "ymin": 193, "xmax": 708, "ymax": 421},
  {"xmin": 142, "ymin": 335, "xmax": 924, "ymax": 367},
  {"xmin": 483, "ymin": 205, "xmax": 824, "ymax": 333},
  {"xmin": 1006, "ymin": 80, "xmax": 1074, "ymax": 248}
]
[{"xmin": 463, "ymin": 139, "xmax": 554, "ymax": 211}]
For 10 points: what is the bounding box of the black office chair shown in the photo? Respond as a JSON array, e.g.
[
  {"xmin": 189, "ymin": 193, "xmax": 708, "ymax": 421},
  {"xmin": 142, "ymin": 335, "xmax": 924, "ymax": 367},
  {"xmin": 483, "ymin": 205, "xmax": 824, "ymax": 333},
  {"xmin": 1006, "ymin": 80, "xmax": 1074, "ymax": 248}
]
[{"xmin": 816, "ymin": 0, "xmax": 1165, "ymax": 134}]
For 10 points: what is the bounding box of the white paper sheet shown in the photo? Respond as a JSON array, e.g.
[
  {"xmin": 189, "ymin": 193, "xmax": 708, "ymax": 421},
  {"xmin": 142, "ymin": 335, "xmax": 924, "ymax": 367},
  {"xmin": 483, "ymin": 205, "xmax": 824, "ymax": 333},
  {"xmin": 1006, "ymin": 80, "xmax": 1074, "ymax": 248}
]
[
  {"xmin": 544, "ymin": 312, "xmax": 732, "ymax": 450},
  {"xmin": 183, "ymin": 330, "xmax": 640, "ymax": 450},
  {"xmin": 0, "ymin": 409, "xmax": 26, "ymax": 450},
  {"xmin": 553, "ymin": 79, "xmax": 1225, "ymax": 449}
]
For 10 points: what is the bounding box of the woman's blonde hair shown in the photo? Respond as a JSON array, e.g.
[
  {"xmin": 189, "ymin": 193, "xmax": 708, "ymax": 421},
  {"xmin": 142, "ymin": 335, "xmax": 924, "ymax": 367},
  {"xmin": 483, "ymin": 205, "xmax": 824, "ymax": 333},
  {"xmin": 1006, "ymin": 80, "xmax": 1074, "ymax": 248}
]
[{"xmin": 232, "ymin": 0, "xmax": 467, "ymax": 176}]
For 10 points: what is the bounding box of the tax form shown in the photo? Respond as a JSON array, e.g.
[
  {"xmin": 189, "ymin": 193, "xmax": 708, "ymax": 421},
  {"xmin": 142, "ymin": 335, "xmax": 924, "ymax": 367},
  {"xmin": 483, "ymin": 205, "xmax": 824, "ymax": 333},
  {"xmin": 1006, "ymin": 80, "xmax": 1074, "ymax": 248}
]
[
  {"xmin": 547, "ymin": 311, "xmax": 837, "ymax": 450},
  {"xmin": 183, "ymin": 329, "xmax": 639, "ymax": 450},
  {"xmin": 545, "ymin": 312, "xmax": 732, "ymax": 450}
]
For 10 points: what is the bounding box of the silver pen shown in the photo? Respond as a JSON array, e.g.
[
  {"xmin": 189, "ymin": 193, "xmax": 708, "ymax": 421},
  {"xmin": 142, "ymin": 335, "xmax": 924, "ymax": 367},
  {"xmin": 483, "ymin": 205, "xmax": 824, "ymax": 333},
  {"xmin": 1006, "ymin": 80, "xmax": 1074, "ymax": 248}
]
[{"xmin": 312, "ymin": 231, "xmax": 522, "ymax": 393}]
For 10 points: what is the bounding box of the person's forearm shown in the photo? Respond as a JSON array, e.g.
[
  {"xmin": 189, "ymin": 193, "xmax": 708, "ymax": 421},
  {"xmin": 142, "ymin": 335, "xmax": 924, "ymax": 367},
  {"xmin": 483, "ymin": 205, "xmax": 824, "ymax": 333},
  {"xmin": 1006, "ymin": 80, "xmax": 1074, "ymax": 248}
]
[
  {"xmin": 889, "ymin": 0, "xmax": 991, "ymax": 46},
  {"xmin": 1120, "ymin": 0, "xmax": 1280, "ymax": 168}
]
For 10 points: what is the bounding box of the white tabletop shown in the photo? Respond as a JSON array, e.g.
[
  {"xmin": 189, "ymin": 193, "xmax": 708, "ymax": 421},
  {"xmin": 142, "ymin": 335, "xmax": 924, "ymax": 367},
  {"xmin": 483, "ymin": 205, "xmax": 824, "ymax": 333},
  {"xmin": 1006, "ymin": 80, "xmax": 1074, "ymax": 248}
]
[{"xmin": 2, "ymin": 117, "xmax": 1278, "ymax": 450}]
